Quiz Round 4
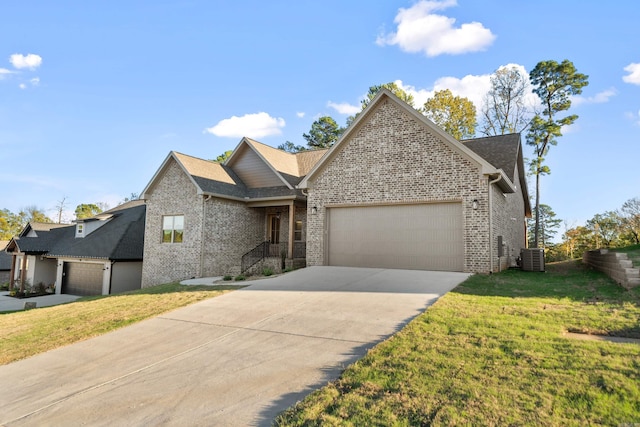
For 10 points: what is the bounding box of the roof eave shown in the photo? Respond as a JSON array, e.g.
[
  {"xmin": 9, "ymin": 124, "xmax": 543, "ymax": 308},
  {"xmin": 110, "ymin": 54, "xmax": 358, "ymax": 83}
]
[{"xmin": 140, "ymin": 152, "xmax": 205, "ymax": 200}]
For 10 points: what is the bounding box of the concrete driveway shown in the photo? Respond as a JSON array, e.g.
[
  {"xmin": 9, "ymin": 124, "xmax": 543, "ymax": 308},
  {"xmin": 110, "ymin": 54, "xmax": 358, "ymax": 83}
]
[{"xmin": 0, "ymin": 266, "xmax": 469, "ymax": 426}]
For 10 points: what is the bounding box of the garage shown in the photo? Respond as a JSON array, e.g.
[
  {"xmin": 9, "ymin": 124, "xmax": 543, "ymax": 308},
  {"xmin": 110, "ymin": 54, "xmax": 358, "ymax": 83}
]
[
  {"xmin": 62, "ymin": 262, "xmax": 104, "ymax": 296},
  {"xmin": 326, "ymin": 202, "xmax": 463, "ymax": 271}
]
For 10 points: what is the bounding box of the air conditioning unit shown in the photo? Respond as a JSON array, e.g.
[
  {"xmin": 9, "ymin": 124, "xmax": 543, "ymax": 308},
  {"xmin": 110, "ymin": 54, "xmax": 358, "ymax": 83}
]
[{"xmin": 521, "ymin": 248, "xmax": 545, "ymax": 272}]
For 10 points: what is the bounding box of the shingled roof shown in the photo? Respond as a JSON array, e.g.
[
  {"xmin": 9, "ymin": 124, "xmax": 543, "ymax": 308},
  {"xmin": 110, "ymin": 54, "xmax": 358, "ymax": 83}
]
[
  {"xmin": 7, "ymin": 202, "xmax": 145, "ymax": 261},
  {"xmin": 0, "ymin": 241, "xmax": 11, "ymax": 271},
  {"xmin": 144, "ymin": 140, "xmax": 328, "ymax": 203},
  {"xmin": 462, "ymin": 133, "xmax": 531, "ymax": 215}
]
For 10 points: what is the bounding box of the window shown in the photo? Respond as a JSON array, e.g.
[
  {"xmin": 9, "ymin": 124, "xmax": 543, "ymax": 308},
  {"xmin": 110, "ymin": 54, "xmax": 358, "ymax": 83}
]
[
  {"xmin": 294, "ymin": 220, "xmax": 303, "ymax": 241},
  {"xmin": 162, "ymin": 215, "xmax": 184, "ymax": 243},
  {"xmin": 77, "ymin": 224, "xmax": 83, "ymax": 234}
]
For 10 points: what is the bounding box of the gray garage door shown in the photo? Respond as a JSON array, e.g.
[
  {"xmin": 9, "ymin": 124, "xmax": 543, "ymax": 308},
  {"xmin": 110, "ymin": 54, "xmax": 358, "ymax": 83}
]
[
  {"xmin": 327, "ymin": 203, "xmax": 463, "ymax": 271},
  {"xmin": 62, "ymin": 262, "xmax": 103, "ymax": 296}
]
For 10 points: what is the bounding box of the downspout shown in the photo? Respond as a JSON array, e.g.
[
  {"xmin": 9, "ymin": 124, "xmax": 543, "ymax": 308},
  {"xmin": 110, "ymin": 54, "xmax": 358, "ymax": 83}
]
[
  {"xmin": 200, "ymin": 195, "xmax": 212, "ymax": 277},
  {"xmin": 488, "ymin": 174, "xmax": 502, "ymax": 274}
]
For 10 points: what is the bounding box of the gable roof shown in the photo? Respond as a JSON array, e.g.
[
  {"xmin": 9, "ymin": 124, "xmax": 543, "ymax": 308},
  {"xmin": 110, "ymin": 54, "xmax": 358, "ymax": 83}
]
[
  {"xmin": 141, "ymin": 141, "xmax": 328, "ymax": 203},
  {"xmin": 298, "ymin": 88, "xmax": 516, "ymax": 193},
  {"xmin": 226, "ymin": 138, "xmax": 328, "ymax": 188},
  {"xmin": 463, "ymin": 134, "xmax": 531, "ymax": 216},
  {"xmin": 7, "ymin": 203, "xmax": 146, "ymax": 261}
]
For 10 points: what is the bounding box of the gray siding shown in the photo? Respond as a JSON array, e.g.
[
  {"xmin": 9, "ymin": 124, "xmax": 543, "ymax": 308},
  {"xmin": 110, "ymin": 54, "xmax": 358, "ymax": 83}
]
[
  {"xmin": 232, "ymin": 146, "xmax": 283, "ymax": 188},
  {"xmin": 33, "ymin": 258, "xmax": 57, "ymax": 287},
  {"xmin": 111, "ymin": 261, "xmax": 142, "ymax": 293}
]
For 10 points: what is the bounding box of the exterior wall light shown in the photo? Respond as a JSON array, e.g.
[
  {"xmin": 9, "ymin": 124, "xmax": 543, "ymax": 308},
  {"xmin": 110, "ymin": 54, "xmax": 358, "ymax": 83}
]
[
  {"xmin": 311, "ymin": 206, "xmax": 318, "ymax": 215},
  {"xmin": 472, "ymin": 199, "xmax": 479, "ymax": 210}
]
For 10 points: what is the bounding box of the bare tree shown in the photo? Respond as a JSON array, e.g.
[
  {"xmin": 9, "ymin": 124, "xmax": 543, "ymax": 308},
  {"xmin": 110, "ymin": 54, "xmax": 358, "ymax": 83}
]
[
  {"xmin": 54, "ymin": 196, "xmax": 68, "ymax": 224},
  {"xmin": 481, "ymin": 66, "xmax": 530, "ymax": 136}
]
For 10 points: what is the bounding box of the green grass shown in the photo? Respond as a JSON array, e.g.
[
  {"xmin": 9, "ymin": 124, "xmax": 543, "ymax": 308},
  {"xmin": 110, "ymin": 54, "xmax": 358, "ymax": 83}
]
[
  {"xmin": 0, "ymin": 283, "xmax": 240, "ymax": 365},
  {"xmin": 276, "ymin": 261, "xmax": 640, "ymax": 426}
]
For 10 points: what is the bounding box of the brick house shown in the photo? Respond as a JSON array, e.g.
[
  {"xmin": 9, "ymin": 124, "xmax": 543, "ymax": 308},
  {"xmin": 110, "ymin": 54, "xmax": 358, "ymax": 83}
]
[
  {"xmin": 140, "ymin": 88, "xmax": 530, "ymax": 287},
  {"xmin": 139, "ymin": 139, "xmax": 327, "ymax": 287},
  {"xmin": 299, "ymin": 88, "xmax": 531, "ymax": 273}
]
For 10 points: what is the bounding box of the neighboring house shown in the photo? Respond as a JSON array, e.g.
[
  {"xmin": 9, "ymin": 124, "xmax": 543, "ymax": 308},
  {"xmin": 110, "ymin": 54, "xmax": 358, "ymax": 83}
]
[
  {"xmin": 5, "ymin": 201, "xmax": 145, "ymax": 296},
  {"xmin": 299, "ymin": 88, "xmax": 531, "ymax": 273},
  {"xmin": 0, "ymin": 241, "xmax": 11, "ymax": 285},
  {"xmin": 141, "ymin": 88, "xmax": 530, "ymax": 287},
  {"xmin": 140, "ymin": 140, "xmax": 327, "ymax": 287}
]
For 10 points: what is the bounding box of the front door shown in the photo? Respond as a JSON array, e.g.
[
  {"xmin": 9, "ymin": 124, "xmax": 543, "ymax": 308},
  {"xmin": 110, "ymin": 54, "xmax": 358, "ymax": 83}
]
[{"xmin": 268, "ymin": 215, "xmax": 280, "ymax": 244}]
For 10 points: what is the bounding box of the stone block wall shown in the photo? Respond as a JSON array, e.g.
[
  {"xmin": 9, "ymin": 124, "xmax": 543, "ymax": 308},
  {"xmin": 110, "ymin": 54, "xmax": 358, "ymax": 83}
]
[{"xmin": 583, "ymin": 249, "xmax": 640, "ymax": 289}]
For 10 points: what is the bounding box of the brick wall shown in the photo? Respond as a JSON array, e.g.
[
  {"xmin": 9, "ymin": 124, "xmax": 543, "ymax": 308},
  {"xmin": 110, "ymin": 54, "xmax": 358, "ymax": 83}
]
[
  {"xmin": 202, "ymin": 198, "xmax": 263, "ymax": 277},
  {"xmin": 142, "ymin": 160, "xmax": 204, "ymax": 287},
  {"xmin": 306, "ymin": 98, "xmax": 491, "ymax": 273},
  {"xmin": 583, "ymin": 249, "xmax": 640, "ymax": 289},
  {"xmin": 490, "ymin": 166, "xmax": 527, "ymax": 272}
]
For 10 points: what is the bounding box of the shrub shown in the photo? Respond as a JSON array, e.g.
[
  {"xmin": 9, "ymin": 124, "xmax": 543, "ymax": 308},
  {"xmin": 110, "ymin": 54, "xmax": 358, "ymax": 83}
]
[
  {"xmin": 262, "ymin": 267, "xmax": 273, "ymax": 276},
  {"xmin": 0, "ymin": 282, "xmax": 9, "ymax": 291},
  {"xmin": 234, "ymin": 275, "xmax": 246, "ymax": 281},
  {"xmin": 223, "ymin": 275, "xmax": 233, "ymax": 281}
]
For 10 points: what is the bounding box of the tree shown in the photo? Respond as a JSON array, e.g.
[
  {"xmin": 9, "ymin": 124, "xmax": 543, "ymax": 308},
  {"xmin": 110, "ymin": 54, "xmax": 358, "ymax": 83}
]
[
  {"xmin": 618, "ymin": 197, "xmax": 640, "ymax": 244},
  {"xmin": 361, "ymin": 82, "xmax": 415, "ymax": 110},
  {"xmin": 586, "ymin": 212, "xmax": 620, "ymax": 248},
  {"xmin": 54, "ymin": 196, "xmax": 68, "ymax": 224},
  {"xmin": 481, "ymin": 66, "xmax": 531, "ymax": 136},
  {"xmin": 527, "ymin": 204, "xmax": 562, "ymax": 249},
  {"xmin": 347, "ymin": 82, "xmax": 415, "ymax": 126},
  {"xmin": 302, "ymin": 116, "xmax": 344, "ymax": 149},
  {"xmin": 277, "ymin": 141, "xmax": 307, "ymax": 153},
  {"xmin": 214, "ymin": 150, "xmax": 233, "ymax": 163},
  {"xmin": 527, "ymin": 59, "xmax": 588, "ymax": 247},
  {"xmin": 20, "ymin": 206, "xmax": 52, "ymax": 224},
  {"xmin": 422, "ymin": 89, "xmax": 477, "ymax": 140},
  {"xmin": 75, "ymin": 204, "xmax": 103, "ymax": 220},
  {"xmin": 0, "ymin": 209, "xmax": 24, "ymax": 240},
  {"xmin": 562, "ymin": 225, "xmax": 596, "ymax": 258}
]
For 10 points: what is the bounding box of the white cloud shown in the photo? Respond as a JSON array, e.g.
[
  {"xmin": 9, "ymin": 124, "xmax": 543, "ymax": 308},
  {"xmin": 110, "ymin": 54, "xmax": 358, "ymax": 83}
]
[
  {"xmin": 19, "ymin": 83, "xmax": 27, "ymax": 90},
  {"xmin": 572, "ymin": 88, "xmax": 617, "ymax": 106},
  {"xmin": 327, "ymin": 101, "xmax": 360, "ymax": 115},
  {"xmin": 10, "ymin": 53, "xmax": 43, "ymax": 70},
  {"xmin": 205, "ymin": 112, "xmax": 286, "ymax": 138},
  {"xmin": 624, "ymin": 110, "xmax": 640, "ymax": 126},
  {"xmin": 296, "ymin": 112, "xmax": 305, "ymax": 118},
  {"xmin": 394, "ymin": 63, "xmax": 538, "ymax": 114},
  {"xmin": 376, "ymin": 0, "xmax": 496, "ymax": 57},
  {"xmin": 30, "ymin": 77, "xmax": 40, "ymax": 86},
  {"xmin": 623, "ymin": 63, "xmax": 640, "ymax": 85},
  {"xmin": 0, "ymin": 68, "xmax": 14, "ymax": 79}
]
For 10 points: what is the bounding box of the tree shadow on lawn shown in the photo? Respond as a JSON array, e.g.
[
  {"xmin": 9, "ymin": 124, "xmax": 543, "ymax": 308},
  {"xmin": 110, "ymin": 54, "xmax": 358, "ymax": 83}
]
[{"xmin": 453, "ymin": 260, "xmax": 640, "ymax": 306}]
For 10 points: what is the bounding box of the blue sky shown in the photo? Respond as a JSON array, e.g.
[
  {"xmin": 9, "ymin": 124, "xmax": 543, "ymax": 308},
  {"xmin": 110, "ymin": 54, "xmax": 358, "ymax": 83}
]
[{"xmin": 2, "ymin": 0, "xmax": 639, "ymax": 230}]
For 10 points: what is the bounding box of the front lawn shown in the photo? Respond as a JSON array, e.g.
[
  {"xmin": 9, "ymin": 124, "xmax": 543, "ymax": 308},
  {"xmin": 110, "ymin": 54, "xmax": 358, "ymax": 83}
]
[
  {"xmin": 0, "ymin": 283, "xmax": 239, "ymax": 365},
  {"xmin": 276, "ymin": 261, "xmax": 640, "ymax": 426}
]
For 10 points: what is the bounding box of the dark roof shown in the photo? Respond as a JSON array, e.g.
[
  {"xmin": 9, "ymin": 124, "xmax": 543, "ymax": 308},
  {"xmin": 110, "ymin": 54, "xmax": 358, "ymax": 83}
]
[
  {"xmin": 9, "ymin": 204, "xmax": 146, "ymax": 261},
  {"xmin": 0, "ymin": 242, "xmax": 11, "ymax": 270},
  {"xmin": 461, "ymin": 133, "xmax": 521, "ymax": 182}
]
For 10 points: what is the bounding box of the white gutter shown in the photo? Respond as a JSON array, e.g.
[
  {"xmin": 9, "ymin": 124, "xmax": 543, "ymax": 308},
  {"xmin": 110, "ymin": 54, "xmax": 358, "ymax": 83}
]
[
  {"xmin": 200, "ymin": 195, "xmax": 212, "ymax": 277},
  {"xmin": 488, "ymin": 174, "xmax": 502, "ymax": 274}
]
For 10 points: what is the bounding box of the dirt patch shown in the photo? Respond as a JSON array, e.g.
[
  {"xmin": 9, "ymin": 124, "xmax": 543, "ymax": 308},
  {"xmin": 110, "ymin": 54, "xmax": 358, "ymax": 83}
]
[{"xmin": 563, "ymin": 331, "xmax": 640, "ymax": 345}]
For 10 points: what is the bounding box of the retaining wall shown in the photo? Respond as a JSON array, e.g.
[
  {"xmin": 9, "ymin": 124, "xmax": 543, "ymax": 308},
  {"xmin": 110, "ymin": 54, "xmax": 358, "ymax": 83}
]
[{"xmin": 583, "ymin": 249, "xmax": 640, "ymax": 289}]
